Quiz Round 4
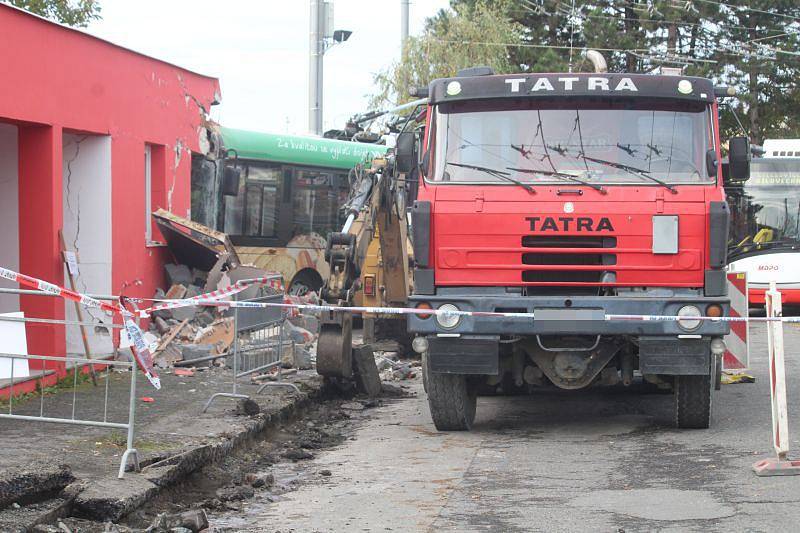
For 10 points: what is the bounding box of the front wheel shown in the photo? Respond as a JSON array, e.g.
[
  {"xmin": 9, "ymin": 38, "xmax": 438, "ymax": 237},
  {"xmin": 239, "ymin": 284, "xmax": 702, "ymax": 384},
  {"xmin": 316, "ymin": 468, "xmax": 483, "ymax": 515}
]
[
  {"xmin": 424, "ymin": 354, "xmax": 477, "ymax": 431},
  {"xmin": 674, "ymin": 373, "xmax": 712, "ymax": 429}
]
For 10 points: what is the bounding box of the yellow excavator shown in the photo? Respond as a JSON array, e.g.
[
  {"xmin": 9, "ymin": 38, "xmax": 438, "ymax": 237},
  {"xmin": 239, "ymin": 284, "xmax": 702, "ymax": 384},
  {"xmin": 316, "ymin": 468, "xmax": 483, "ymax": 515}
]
[{"xmin": 316, "ymin": 145, "xmax": 414, "ymax": 378}]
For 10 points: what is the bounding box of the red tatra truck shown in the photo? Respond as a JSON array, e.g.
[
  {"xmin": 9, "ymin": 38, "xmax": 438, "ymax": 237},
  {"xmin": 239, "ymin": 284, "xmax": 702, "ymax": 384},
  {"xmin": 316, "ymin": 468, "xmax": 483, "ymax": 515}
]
[{"xmin": 401, "ymin": 67, "xmax": 750, "ymax": 431}]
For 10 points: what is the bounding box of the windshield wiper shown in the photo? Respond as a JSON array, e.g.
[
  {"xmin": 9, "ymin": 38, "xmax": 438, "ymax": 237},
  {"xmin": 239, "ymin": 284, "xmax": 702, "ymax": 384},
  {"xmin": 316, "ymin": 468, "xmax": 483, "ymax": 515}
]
[
  {"xmin": 729, "ymin": 239, "xmax": 800, "ymax": 259},
  {"xmin": 578, "ymin": 154, "xmax": 678, "ymax": 194},
  {"xmin": 752, "ymin": 239, "xmax": 800, "ymax": 250},
  {"xmin": 507, "ymin": 166, "xmax": 606, "ymax": 194},
  {"xmin": 445, "ymin": 162, "xmax": 536, "ymax": 194}
]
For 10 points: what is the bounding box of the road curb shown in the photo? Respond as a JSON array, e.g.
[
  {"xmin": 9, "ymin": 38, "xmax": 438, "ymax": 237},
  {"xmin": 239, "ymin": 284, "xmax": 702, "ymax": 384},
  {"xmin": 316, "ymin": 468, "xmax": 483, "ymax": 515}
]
[{"xmin": 49, "ymin": 376, "xmax": 326, "ymax": 524}]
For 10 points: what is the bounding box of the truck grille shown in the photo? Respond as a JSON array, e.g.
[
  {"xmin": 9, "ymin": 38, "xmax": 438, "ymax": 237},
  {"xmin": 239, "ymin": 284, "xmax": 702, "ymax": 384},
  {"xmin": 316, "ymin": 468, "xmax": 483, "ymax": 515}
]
[
  {"xmin": 522, "ymin": 270, "xmax": 607, "ymax": 283},
  {"xmin": 521, "ymin": 236, "xmax": 616, "ymax": 284},
  {"xmin": 521, "ymin": 236, "xmax": 617, "ymax": 248},
  {"xmin": 522, "ymin": 252, "xmax": 616, "ymax": 266}
]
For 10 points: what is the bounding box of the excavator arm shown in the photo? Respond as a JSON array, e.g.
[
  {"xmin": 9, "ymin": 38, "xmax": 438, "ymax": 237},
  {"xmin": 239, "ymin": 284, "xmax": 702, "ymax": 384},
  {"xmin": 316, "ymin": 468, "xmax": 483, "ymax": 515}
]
[{"xmin": 316, "ymin": 155, "xmax": 411, "ymax": 378}]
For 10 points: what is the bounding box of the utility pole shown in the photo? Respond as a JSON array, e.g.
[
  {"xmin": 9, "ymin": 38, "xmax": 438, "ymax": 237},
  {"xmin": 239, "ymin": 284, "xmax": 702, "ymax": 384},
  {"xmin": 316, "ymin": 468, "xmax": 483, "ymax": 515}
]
[
  {"xmin": 308, "ymin": 1, "xmax": 351, "ymax": 136},
  {"xmin": 308, "ymin": 0, "xmax": 323, "ymax": 135},
  {"xmin": 400, "ymin": 0, "xmax": 409, "ymax": 53}
]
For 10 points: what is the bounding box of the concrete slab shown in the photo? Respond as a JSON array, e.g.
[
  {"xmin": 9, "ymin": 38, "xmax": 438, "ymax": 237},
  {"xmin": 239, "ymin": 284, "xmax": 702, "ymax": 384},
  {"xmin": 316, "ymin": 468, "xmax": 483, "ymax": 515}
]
[{"xmin": 0, "ymin": 365, "xmax": 324, "ymax": 522}]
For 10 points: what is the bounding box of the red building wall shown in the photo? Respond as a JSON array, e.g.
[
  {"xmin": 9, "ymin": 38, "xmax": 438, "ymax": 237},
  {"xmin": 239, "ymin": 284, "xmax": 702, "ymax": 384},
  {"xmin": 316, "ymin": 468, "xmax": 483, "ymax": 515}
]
[{"xmin": 0, "ymin": 5, "xmax": 221, "ymax": 373}]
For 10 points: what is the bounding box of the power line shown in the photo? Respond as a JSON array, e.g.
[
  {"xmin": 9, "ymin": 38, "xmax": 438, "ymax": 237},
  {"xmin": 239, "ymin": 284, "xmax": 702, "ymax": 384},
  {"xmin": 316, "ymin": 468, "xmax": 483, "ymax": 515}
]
[
  {"xmin": 523, "ymin": 0, "xmax": 798, "ymax": 34},
  {"xmin": 430, "ymin": 38, "xmax": 800, "ymax": 64},
  {"xmin": 508, "ymin": 1, "xmax": 800, "ymax": 42},
  {"xmin": 431, "ymin": 38, "xmax": 650, "ymax": 53},
  {"xmin": 514, "ymin": 1, "xmax": 800, "ymax": 61},
  {"xmin": 690, "ymin": 0, "xmax": 800, "ymax": 23}
]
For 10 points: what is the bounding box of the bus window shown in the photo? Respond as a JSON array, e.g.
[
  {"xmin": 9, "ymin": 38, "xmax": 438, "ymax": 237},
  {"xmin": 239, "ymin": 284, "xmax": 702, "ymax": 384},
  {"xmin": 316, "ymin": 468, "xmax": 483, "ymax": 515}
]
[
  {"xmin": 224, "ymin": 163, "xmax": 281, "ymax": 238},
  {"xmin": 291, "ymin": 169, "xmax": 348, "ymax": 240}
]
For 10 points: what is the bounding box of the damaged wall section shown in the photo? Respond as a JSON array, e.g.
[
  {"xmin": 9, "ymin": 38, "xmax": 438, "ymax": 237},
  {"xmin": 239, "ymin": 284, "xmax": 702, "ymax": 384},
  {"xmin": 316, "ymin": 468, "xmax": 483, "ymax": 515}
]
[
  {"xmin": 0, "ymin": 3, "xmax": 221, "ymax": 368},
  {"xmin": 61, "ymin": 133, "xmax": 113, "ymax": 355},
  {"xmin": 0, "ymin": 124, "xmax": 19, "ymax": 314}
]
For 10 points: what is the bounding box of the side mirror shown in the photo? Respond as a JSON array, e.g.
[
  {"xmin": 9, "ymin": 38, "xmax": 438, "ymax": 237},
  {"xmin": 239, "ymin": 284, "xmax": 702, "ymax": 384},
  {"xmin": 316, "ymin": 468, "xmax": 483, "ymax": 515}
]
[
  {"xmin": 395, "ymin": 132, "xmax": 416, "ymax": 174},
  {"xmin": 705, "ymin": 148, "xmax": 718, "ymax": 178},
  {"xmin": 222, "ymin": 165, "xmax": 241, "ymax": 196},
  {"xmin": 728, "ymin": 136, "xmax": 751, "ymax": 182}
]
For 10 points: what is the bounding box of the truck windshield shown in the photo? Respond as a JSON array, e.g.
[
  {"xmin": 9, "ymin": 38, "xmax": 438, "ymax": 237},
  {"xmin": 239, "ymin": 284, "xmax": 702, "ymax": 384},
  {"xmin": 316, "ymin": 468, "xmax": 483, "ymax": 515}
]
[
  {"xmin": 431, "ymin": 97, "xmax": 713, "ymax": 186},
  {"xmin": 727, "ymin": 159, "xmax": 800, "ymax": 260}
]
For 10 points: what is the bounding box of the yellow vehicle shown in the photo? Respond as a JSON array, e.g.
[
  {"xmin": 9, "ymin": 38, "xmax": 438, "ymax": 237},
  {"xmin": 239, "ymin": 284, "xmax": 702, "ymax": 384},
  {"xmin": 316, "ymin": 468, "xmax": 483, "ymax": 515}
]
[{"xmin": 316, "ymin": 147, "xmax": 415, "ymax": 377}]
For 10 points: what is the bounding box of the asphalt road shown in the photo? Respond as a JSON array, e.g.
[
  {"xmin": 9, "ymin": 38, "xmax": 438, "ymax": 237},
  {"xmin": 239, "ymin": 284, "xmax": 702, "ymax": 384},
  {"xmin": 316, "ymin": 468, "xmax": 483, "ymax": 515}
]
[{"xmin": 212, "ymin": 322, "xmax": 800, "ymax": 532}]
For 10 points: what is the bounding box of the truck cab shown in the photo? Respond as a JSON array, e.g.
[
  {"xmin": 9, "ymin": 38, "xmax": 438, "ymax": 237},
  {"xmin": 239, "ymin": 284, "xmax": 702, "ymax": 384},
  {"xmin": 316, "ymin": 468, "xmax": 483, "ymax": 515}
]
[{"xmin": 406, "ymin": 69, "xmax": 737, "ymax": 431}]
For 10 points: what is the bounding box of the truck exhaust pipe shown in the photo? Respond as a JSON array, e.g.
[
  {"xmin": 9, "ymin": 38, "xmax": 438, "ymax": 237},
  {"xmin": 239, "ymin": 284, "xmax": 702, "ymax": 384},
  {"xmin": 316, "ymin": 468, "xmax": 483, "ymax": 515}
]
[{"xmin": 585, "ymin": 50, "xmax": 608, "ymax": 73}]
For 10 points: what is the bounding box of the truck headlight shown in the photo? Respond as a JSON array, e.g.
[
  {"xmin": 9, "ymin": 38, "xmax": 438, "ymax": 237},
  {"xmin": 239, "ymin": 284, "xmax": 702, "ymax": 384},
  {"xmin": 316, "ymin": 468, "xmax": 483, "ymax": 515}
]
[
  {"xmin": 677, "ymin": 305, "xmax": 702, "ymax": 331},
  {"xmin": 435, "ymin": 303, "xmax": 461, "ymax": 329}
]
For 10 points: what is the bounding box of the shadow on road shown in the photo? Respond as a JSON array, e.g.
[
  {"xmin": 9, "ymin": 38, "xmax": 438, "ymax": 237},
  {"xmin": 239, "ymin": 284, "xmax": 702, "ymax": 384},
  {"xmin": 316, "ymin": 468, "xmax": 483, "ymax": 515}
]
[{"xmin": 472, "ymin": 380, "xmax": 677, "ymax": 433}]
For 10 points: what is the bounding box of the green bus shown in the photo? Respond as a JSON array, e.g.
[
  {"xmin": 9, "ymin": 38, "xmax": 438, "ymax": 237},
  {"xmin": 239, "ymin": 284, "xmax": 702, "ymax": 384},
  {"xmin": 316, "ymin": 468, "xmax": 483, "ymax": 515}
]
[{"xmin": 191, "ymin": 128, "xmax": 388, "ymax": 295}]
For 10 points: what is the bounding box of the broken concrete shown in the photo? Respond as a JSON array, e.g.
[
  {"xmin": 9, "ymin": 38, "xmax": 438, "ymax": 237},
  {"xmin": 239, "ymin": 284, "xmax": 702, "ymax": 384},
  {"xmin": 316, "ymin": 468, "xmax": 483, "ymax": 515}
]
[
  {"xmin": 147, "ymin": 508, "xmax": 209, "ymax": 532},
  {"xmin": 0, "ymin": 464, "xmax": 74, "ymax": 509},
  {"xmin": 164, "ymin": 265, "xmax": 192, "ymax": 289},
  {"xmin": 352, "ymin": 344, "xmax": 381, "ymax": 398},
  {"xmin": 0, "ymin": 368, "xmax": 325, "ymax": 526},
  {"xmin": 72, "ymin": 475, "xmax": 160, "ymax": 522}
]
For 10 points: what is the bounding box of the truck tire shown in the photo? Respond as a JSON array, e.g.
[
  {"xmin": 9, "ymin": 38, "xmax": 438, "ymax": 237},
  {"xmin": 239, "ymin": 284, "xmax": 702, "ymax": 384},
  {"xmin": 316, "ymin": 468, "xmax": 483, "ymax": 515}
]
[
  {"xmin": 674, "ymin": 373, "xmax": 712, "ymax": 429},
  {"xmin": 424, "ymin": 354, "xmax": 477, "ymax": 431},
  {"xmin": 421, "ymin": 352, "xmax": 429, "ymax": 393}
]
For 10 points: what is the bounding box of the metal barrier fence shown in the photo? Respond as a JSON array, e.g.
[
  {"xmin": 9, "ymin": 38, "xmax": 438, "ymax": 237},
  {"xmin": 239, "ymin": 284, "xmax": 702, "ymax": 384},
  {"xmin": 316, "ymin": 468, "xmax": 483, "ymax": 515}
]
[
  {"xmin": 0, "ymin": 293, "xmax": 139, "ymax": 479},
  {"xmin": 203, "ymin": 291, "xmax": 299, "ymax": 412}
]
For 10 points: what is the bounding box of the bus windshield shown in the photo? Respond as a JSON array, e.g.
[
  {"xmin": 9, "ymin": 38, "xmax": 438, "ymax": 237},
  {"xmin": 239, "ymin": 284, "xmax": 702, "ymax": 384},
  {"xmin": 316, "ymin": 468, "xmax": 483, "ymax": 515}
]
[
  {"xmin": 432, "ymin": 98, "xmax": 713, "ymax": 186},
  {"xmin": 728, "ymin": 159, "xmax": 800, "ymax": 260}
]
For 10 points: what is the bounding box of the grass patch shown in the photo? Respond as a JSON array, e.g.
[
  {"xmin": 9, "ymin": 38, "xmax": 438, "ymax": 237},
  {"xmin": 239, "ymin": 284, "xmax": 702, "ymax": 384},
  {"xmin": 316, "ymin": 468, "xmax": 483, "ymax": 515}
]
[
  {"xmin": 96, "ymin": 430, "xmax": 170, "ymax": 453},
  {"xmin": 0, "ymin": 366, "xmax": 102, "ymax": 409}
]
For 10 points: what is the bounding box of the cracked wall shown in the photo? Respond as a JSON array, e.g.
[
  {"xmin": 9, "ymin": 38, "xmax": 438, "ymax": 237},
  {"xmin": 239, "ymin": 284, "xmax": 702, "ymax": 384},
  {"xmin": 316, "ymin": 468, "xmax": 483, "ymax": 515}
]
[
  {"xmin": 62, "ymin": 133, "xmax": 113, "ymax": 356},
  {"xmin": 0, "ymin": 124, "xmax": 19, "ymax": 314}
]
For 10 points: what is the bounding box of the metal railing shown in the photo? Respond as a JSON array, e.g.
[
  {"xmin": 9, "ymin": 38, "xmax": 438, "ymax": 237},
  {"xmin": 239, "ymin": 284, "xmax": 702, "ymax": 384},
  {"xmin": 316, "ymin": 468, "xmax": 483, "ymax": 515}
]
[
  {"xmin": 0, "ymin": 306, "xmax": 140, "ymax": 479},
  {"xmin": 203, "ymin": 291, "xmax": 299, "ymax": 412}
]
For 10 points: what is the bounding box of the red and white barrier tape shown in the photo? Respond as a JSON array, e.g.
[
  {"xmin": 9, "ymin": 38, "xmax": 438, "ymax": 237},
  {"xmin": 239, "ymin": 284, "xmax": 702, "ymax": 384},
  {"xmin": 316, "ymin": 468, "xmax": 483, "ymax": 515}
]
[
  {"xmin": 5, "ymin": 264, "xmax": 800, "ymax": 389},
  {"xmin": 0, "ymin": 266, "xmax": 123, "ymax": 316},
  {"xmin": 0, "ymin": 267, "xmax": 281, "ymax": 390},
  {"xmin": 145, "ymin": 298, "xmax": 800, "ymax": 323},
  {"xmin": 142, "ymin": 276, "xmax": 283, "ymax": 317}
]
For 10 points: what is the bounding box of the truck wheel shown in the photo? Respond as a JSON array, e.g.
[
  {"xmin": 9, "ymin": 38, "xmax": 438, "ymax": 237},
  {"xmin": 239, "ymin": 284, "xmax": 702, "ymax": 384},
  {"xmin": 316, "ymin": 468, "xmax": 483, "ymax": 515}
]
[
  {"xmin": 674, "ymin": 373, "xmax": 712, "ymax": 429},
  {"xmin": 424, "ymin": 354, "xmax": 477, "ymax": 431}
]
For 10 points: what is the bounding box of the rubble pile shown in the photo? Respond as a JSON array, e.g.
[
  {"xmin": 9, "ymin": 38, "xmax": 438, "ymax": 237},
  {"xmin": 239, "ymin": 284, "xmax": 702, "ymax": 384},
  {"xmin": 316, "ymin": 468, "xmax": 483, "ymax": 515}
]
[
  {"xmin": 372, "ymin": 339, "xmax": 420, "ymax": 381},
  {"xmin": 144, "ymin": 262, "xmax": 319, "ymax": 375},
  {"xmin": 144, "ymin": 263, "xmax": 238, "ymax": 369}
]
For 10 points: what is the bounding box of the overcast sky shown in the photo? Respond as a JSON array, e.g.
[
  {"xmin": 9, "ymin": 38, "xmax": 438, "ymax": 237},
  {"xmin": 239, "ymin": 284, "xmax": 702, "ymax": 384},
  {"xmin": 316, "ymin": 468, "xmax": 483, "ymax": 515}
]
[{"xmin": 85, "ymin": 0, "xmax": 449, "ymax": 135}]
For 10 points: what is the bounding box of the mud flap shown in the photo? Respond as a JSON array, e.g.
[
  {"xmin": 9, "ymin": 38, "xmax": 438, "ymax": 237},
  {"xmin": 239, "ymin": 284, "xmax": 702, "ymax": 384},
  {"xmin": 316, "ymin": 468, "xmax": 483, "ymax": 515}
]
[
  {"xmin": 639, "ymin": 336, "xmax": 711, "ymax": 375},
  {"xmin": 427, "ymin": 336, "xmax": 499, "ymax": 375}
]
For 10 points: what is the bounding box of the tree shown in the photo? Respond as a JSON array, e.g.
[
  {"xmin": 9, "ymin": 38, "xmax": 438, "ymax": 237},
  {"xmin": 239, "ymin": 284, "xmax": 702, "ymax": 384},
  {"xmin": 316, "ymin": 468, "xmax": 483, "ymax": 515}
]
[
  {"xmin": 4, "ymin": 0, "xmax": 101, "ymax": 27},
  {"xmin": 445, "ymin": 0, "xmax": 800, "ymax": 144},
  {"xmin": 370, "ymin": 0, "xmax": 524, "ymax": 108}
]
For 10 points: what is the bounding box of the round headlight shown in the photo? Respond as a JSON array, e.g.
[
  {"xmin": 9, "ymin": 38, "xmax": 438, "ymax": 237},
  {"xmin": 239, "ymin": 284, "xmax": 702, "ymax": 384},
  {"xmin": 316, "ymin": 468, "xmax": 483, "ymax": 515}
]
[
  {"xmin": 435, "ymin": 303, "xmax": 461, "ymax": 329},
  {"xmin": 677, "ymin": 305, "xmax": 702, "ymax": 331},
  {"xmin": 412, "ymin": 336, "xmax": 429, "ymax": 354}
]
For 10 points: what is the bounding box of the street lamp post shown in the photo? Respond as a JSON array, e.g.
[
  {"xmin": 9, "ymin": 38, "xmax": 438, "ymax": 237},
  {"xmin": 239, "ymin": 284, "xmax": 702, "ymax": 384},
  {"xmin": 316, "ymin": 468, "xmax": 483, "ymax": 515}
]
[{"xmin": 308, "ymin": 0, "xmax": 351, "ymax": 136}]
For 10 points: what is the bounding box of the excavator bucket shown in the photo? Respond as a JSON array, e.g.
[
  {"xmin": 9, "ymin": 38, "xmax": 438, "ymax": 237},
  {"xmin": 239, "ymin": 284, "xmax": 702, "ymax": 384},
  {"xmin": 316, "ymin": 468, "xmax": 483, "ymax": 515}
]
[{"xmin": 316, "ymin": 313, "xmax": 353, "ymax": 378}]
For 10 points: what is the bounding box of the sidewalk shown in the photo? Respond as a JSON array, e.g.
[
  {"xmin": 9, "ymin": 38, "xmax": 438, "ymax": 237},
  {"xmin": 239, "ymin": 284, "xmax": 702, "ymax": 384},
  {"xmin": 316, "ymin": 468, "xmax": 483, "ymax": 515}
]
[{"xmin": 0, "ymin": 364, "xmax": 323, "ymax": 528}]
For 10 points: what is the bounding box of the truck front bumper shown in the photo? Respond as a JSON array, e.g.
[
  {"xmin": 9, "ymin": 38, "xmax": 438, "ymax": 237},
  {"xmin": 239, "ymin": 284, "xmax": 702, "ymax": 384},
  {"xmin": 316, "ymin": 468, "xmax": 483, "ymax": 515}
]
[{"xmin": 407, "ymin": 293, "xmax": 730, "ymax": 337}]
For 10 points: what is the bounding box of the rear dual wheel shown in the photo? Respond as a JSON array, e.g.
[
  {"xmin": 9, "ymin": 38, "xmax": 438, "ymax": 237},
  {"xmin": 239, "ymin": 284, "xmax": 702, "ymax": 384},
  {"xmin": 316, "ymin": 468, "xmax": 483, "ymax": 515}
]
[{"xmin": 423, "ymin": 352, "xmax": 477, "ymax": 431}]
